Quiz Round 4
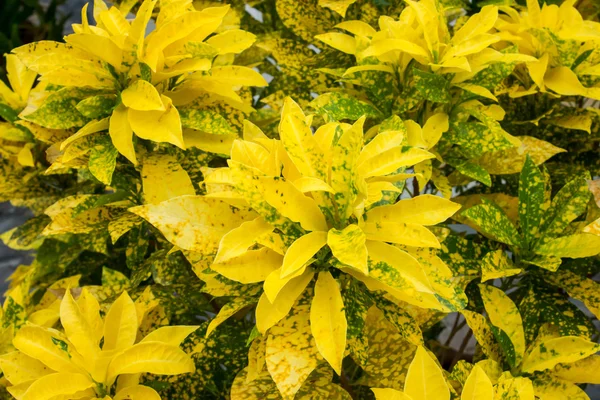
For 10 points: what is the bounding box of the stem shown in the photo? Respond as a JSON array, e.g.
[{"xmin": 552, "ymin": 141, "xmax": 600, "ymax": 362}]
[{"xmin": 450, "ymin": 330, "xmax": 473, "ymax": 368}]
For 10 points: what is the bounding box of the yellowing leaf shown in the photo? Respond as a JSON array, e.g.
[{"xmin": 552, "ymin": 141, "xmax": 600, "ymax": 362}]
[
  {"xmin": 552, "ymin": 355, "xmax": 600, "ymax": 384},
  {"xmin": 372, "ymin": 388, "xmax": 413, "ymax": 400},
  {"xmin": 359, "ymin": 147, "xmax": 435, "ymax": 178},
  {"xmin": 362, "ymin": 221, "xmax": 440, "ymax": 248},
  {"xmin": 60, "ymin": 290, "xmax": 99, "ymax": 361},
  {"xmin": 316, "ymin": 33, "xmax": 357, "ymax": 54},
  {"xmin": 258, "ymin": 176, "xmax": 328, "ymax": 232},
  {"xmin": 534, "ymin": 234, "xmax": 600, "ymax": 259},
  {"xmin": 140, "ymin": 326, "xmax": 199, "ymax": 346},
  {"xmin": 521, "ymin": 336, "xmax": 600, "ymax": 373},
  {"xmin": 121, "ymin": 80, "xmax": 165, "ymax": 111},
  {"xmin": 130, "ymin": 196, "xmax": 255, "ymax": 254},
  {"xmin": 103, "ymin": 291, "xmax": 138, "ymax": 352},
  {"xmin": 461, "ymin": 365, "xmax": 493, "ymax": 400},
  {"xmin": 205, "ymin": 29, "xmax": 256, "ymax": 54},
  {"xmin": 128, "ymin": 95, "xmax": 184, "ymax": 149},
  {"xmin": 479, "ymin": 285, "xmax": 525, "ymax": 366},
  {"xmin": 109, "ymin": 104, "xmax": 137, "ymax": 165},
  {"xmin": 318, "ymin": 0, "xmax": 357, "ymax": 17},
  {"xmin": 0, "ymin": 351, "xmax": 52, "ymax": 385},
  {"xmin": 214, "ymin": 217, "xmax": 273, "ymax": 263},
  {"xmin": 142, "ymin": 153, "xmax": 195, "ymax": 204},
  {"xmin": 18, "ymin": 372, "xmax": 94, "ymax": 400},
  {"xmin": 310, "ymin": 271, "xmax": 347, "ymax": 374},
  {"xmin": 212, "ymin": 248, "xmax": 282, "ymax": 283},
  {"xmin": 210, "ymin": 66, "xmax": 268, "ymax": 87},
  {"xmin": 13, "ymin": 325, "xmax": 82, "ymax": 374},
  {"xmin": 114, "ymin": 385, "xmax": 161, "ymax": 400},
  {"xmin": 404, "ymin": 346, "xmax": 449, "ymax": 400},
  {"xmin": 107, "ymin": 342, "xmax": 195, "ymax": 384},
  {"xmin": 328, "ymin": 225, "xmax": 368, "ymax": 274},
  {"xmin": 281, "ymin": 231, "xmax": 327, "ymax": 278},
  {"xmin": 335, "ymin": 21, "xmax": 376, "ymax": 37},
  {"xmin": 366, "ymin": 194, "xmax": 460, "ymax": 226}
]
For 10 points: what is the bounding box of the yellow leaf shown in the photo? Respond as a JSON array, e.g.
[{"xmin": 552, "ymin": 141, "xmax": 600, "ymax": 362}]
[
  {"xmin": 0, "ymin": 351, "xmax": 52, "ymax": 385},
  {"xmin": 319, "ymin": 0, "xmax": 358, "ymax": 17},
  {"xmin": 404, "ymin": 346, "xmax": 449, "ymax": 400},
  {"xmin": 6, "ymin": 54, "xmax": 36, "ymax": 102},
  {"xmin": 60, "ymin": 290, "xmax": 100, "ymax": 361},
  {"xmin": 281, "ymin": 231, "xmax": 327, "ymax": 279},
  {"xmin": 456, "ymin": 84, "xmax": 498, "ymax": 102},
  {"xmin": 107, "ymin": 342, "xmax": 195, "ymax": 384},
  {"xmin": 141, "ymin": 153, "xmax": 195, "ymax": 204},
  {"xmin": 310, "ymin": 271, "xmax": 347, "ymax": 375},
  {"xmin": 372, "ymin": 388, "xmax": 413, "ymax": 399},
  {"xmin": 215, "ymin": 217, "xmax": 273, "ymax": 263},
  {"xmin": 527, "ymin": 53, "xmax": 548, "ymax": 90},
  {"xmin": 479, "ymin": 285, "xmax": 525, "ymax": 365},
  {"xmin": 366, "ymin": 194, "xmax": 460, "ymax": 226},
  {"xmin": 210, "ymin": 66, "xmax": 268, "ymax": 87},
  {"xmin": 19, "ymin": 372, "xmax": 94, "ymax": 400},
  {"xmin": 103, "ymin": 291, "xmax": 138, "ymax": 352},
  {"xmin": 258, "ymin": 176, "xmax": 328, "ymax": 232},
  {"xmin": 521, "ymin": 336, "xmax": 600, "ymax": 373},
  {"xmin": 335, "ymin": 21, "xmax": 376, "ymax": 37},
  {"xmin": 461, "ymin": 365, "xmax": 494, "ymax": 400},
  {"xmin": 357, "ymin": 129, "xmax": 405, "ymax": 168},
  {"xmin": 365, "ymin": 240, "xmax": 433, "ymax": 294},
  {"xmin": 256, "ymin": 270, "xmax": 315, "ymax": 334},
  {"xmin": 205, "ymin": 29, "xmax": 256, "ymax": 54},
  {"xmin": 128, "ymin": 95, "xmax": 185, "ymax": 149},
  {"xmin": 362, "ymin": 221, "xmax": 440, "ymax": 248},
  {"xmin": 121, "ymin": 80, "xmax": 165, "ymax": 111},
  {"xmin": 552, "ymin": 355, "xmax": 600, "ymax": 384},
  {"xmin": 265, "ymin": 291, "xmax": 321, "ymax": 398},
  {"xmin": 279, "ymin": 98, "xmax": 327, "ymax": 180},
  {"xmin": 212, "ymin": 248, "xmax": 282, "ymax": 283},
  {"xmin": 13, "ymin": 325, "xmax": 82, "ymax": 374},
  {"xmin": 545, "ymin": 67, "xmax": 600, "ymax": 100},
  {"xmin": 109, "ymin": 104, "xmax": 137, "ymax": 165},
  {"xmin": 140, "ymin": 326, "xmax": 199, "ymax": 346},
  {"xmin": 359, "ymin": 147, "xmax": 435, "ymax": 178},
  {"xmin": 183, "ymin": 130, "xmax": 236, "ymax": 155},
  {"xmin": 364, "ymin": 38, "xmax": 429, "ymax": 58},
  {"xmin": 130, "ymin": 196, "xmax": 255, "ymax": 254},
  {"xmin": 17, "ymin": 145, "xmax": 34, "ymax": 167},
  {"xmin": 328, "ymin": 225, "xmax": 368, "ymax": 274},
  {"xmin": 114, "ymin": 385, "xmax": 161, "ymax": 400},
  {"xmin": 316, "ymin": 33, "xmax": 357, "ymax": 54},
  {"xmin": 293, "ymin": 177, "xmax": 335, "ymax": 193},
  {"xmin": 64, "ymin": 32, "xmax": 123, "ymax": 68}
]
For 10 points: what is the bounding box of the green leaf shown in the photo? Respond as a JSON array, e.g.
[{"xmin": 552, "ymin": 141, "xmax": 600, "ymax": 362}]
[
  {"xmin": 413, "ymin": 68, "xmax": 450, "ymax": 103},
  {"xmin": 76, "ymin": 94, "xmax": 117, "ymax": 119},
  {"xmin": 538, "ymin": 175, "xmax": 590, "ymax": 242},
  {"xmin": 21, "ymin": 87, "xmax": 100, "ymax": 129},
  {"xmin": 310, "ymin": 92, "xmax": 382, "ymax": 121},
  {"xmin": 461, "ymin": 199, "xmax": 520, "ymax": 247},
  {"xmin": 518, "ymin": 155, "xmax": 545, "ymax": 248}
]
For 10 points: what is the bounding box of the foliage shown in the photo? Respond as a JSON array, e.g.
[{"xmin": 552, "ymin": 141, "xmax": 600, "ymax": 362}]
[{"xmin": 0, "ymin": 0, "xmax": 600, "ymax": 399}]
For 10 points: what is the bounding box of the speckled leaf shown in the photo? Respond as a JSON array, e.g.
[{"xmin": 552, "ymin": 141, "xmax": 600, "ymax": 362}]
[
  {"xmin": 480, "ymin": 250, "xmax": 521, "ymax": 282},
  {"xmin": 358, "ymin": 307, "xmax": 416, "ymax": 391},
  {"xmin": 206, "ymin": 296, "xmax": 257, "ymax": 337},
  {"xmin": 266, "ymin": 289, "xmax": 322, "ymax": 399},
  {"xmin": 231, "ymin": 369, "xmax": 281, "ymax": 400},
  {"xmin": 342, "ymin": 279, "xmax": 371, "ymax": 340},
  {"xmin": 532, "ymin": 376, "xmax": 589, "ymax": 400},
  {"xmin": 494, "ymin": 376, "xmax": 534, "ymax": 400},
  {"xmin": 461, "ymin": 199, "xmax": 520, "ymax": 246},
  {"xmin": 544, "ymin": 270, "xmax": 600, "ymax": 319},
  {"xmin": 518, "ymin": 156, "xmax": 544, "ymax": 248},
  {"xmin": 295, "ymin": 365, "xmax": 351, "ymax": 399},
  {"xmin": 179, "ymin": 108, "xmax": 235, "ymax": 135},
  {"xmin": 88, "ymin": 135, "xmax": 119, "ymax": 185},
  {"xmin": 372, "ymin": 294, "xmax": 423, "ymax": 346},
  {"xmin": 538, "ymin": 175, "xmax": 590, "ymax": 242},
  {"xmin": 413, "ymin": 68, "xmax": 450, "ymax": 103},
  {"xmin": 21, "ymin": 87, "xmax": 98, "ymax": 129},
  {"xmin": 479, "ymin": 284, "xmax": 525, "ymax": 366},
  {"xmin": 141, "ymin": 153, "xmax": 195, "ymax": 205},
  {"xmin": 130, "ymin": 196, "xmax": 255, "ymax": 254},
  {"xmin": 521, "ymin": 335, "xmax": 600, "ymax": 373},
  {"xmin": 328, "ymin": 225, "xmax": 368, "ymax": 274},
  {"xmin": 461, "ymin": 310, "xmax": 503, "ymax": 364},
  {"xmin": 76, "ymin": 94, "xmax": 116, "ymax": 119},
  {"xmin": 535, "ymin": 233, "xmax": 600, "ymax": 258},
  {"xmin": 310, "ymin": 92, "xmax": 381, "ymax": 122}
]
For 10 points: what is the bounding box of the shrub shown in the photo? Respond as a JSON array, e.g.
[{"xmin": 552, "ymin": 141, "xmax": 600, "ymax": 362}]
[{"xmin": 0, "ymin": 0, "xmax": 600, "ymax": 399}]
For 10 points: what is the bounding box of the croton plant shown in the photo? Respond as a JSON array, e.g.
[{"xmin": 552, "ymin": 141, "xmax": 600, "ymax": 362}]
[{"xmin": 0, "ymin": 0, "xmax": 600, "ymax": 399}]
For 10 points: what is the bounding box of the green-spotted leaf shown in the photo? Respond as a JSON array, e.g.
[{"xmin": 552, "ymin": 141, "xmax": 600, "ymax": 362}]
[
  {"xmin": 544, "ymin": 270, "xmax": 600, "ymax": 320},
  {"xmin": 413, "ymin": 68, "xmax": 450, "ymax": 103},
  {"xmin": 372, "ymin": 294, "xmax": 423, "ymax": 346},
  {"xmin": 521, "ymin": 336, "xmax": 600, "ymax": 373},
  {"xmin": 76, "ymin": 94, "xmax": 117, "ymax": 119},
  {"xmin": 21, "ymin": 87, "xmax": 99, "ymax": 129},
  {"xmin": 179, "ymin": 108, "xmax": 236, "ymax": 135},
  {"xmin": 461, "ymin": 199, "xmax": 520, "ymax": 246},
  {"xmin": 534, "ymin": 233, "xmax": 600, "ymax": 259},
  {"xmin": 461, "ymin": 310, "xmax": 503, "ymax": 364},
  {"xmin": 88, "ymin": 135, "xmax": 119, "ymax": 185},
  {"xmin": 518, "ymin": 156, "xmax": 545, "ymax": 248},
  {"xmin": 480, "ymin": 250, "xmax": 521, "ymax": 282},
  {"xmin": 310, "ymin": 92, "xmax": 382, "ymax": 122}
]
